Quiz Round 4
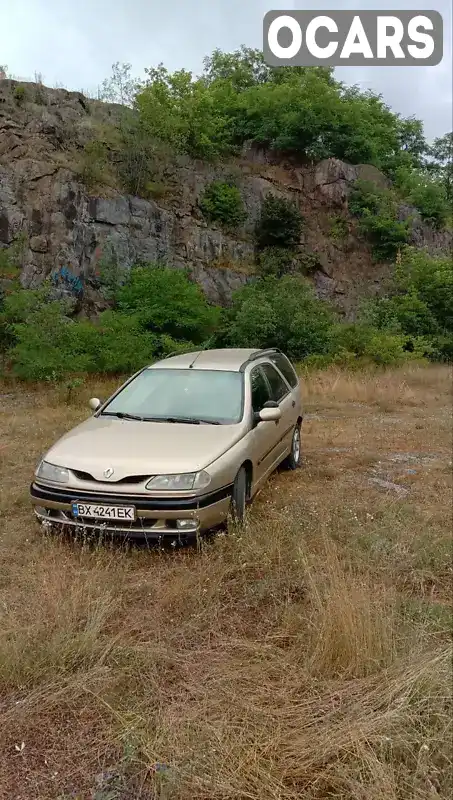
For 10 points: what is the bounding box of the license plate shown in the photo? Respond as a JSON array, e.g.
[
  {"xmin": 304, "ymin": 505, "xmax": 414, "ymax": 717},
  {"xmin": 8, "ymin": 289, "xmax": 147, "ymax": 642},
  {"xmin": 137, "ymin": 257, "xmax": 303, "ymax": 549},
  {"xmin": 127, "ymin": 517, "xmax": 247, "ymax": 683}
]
[{"xmin": 71, "ymin": 502, "xmax": 136, "ymax": 521}]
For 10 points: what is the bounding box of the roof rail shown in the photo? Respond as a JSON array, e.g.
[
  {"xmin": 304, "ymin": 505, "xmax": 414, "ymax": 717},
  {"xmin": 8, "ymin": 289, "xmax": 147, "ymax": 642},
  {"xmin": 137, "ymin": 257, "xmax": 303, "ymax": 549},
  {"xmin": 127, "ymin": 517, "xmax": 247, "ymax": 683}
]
[{"xmin": 239, "ymin": 348, "xmax": 281, "ymax": 372}]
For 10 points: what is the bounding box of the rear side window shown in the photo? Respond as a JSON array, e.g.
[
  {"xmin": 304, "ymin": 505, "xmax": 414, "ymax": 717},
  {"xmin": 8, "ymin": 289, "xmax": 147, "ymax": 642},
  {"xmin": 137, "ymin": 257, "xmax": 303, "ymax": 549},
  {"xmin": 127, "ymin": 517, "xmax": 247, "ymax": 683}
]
[
  {"xmin": 261, "ymin": 363, "xmax": 289, "ymax": 402},
  {"xmin": 250, "ymin": 367, "xmax": 271, "ymax": 412},
  {"xmin": 270, "ymin": 353, "xmax": 298, "ymax": 389}
]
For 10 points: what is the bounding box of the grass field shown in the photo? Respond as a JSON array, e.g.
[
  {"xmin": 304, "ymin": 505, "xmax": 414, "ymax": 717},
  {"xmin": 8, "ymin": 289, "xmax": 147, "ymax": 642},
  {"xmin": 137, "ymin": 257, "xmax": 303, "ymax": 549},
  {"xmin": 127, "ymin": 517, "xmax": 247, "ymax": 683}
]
[{"xmin": 0, "ymin": 365, "xmax": 451, "ymax": 800}]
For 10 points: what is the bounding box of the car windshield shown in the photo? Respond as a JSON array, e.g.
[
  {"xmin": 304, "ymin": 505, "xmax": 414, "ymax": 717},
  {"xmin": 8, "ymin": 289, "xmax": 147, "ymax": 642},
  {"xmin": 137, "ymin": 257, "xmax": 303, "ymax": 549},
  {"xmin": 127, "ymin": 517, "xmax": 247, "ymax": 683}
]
[{"xmin": 101, "ymin": 368, "xmax": 244, "ymax": 425}]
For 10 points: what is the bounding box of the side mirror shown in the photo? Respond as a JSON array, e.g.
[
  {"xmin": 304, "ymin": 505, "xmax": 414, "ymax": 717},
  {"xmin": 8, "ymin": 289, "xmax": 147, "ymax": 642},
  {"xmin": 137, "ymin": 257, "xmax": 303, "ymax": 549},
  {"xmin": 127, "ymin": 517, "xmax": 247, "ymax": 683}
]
[
  {"xmin": 89, "ymin": 397, "xmax": 102, "ymax": 412},
  {"xmin": 259, "ymin": 406, "xmax": 281, "ymax": 422}
]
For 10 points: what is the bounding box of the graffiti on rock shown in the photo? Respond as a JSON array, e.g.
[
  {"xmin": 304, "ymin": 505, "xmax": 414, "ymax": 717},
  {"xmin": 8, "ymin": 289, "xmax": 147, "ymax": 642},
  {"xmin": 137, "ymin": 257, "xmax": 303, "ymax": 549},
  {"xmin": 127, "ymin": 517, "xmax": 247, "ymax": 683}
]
[{"xmin": 51, "ymin": 265, "xmax": 83, "ymax": 295}]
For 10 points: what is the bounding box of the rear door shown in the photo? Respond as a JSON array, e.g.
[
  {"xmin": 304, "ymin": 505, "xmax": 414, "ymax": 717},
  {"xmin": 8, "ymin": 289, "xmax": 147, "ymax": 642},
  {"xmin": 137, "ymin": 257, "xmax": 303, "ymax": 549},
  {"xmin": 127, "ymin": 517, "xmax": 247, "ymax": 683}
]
[{"xmin": 260, "ymin": 362, "xmax": 296, "ymax": 464}]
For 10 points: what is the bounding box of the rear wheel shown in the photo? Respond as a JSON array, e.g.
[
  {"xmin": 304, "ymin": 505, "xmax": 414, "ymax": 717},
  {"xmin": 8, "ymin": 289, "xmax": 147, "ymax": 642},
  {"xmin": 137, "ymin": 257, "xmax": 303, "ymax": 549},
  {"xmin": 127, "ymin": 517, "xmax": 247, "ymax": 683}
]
[
  {"xmin": 230, "ymin": 466, "xmax": 247, "ymax": 525},
  {"xmin": 283, "ymin": 423, "xmax": 301, "ymax": 470}
]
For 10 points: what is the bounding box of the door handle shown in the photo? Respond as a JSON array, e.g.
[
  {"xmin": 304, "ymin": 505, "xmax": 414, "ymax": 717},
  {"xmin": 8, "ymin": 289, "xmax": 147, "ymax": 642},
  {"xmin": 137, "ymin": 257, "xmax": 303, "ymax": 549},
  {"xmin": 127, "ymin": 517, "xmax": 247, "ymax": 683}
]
[{"xmin": 292, "ymin": 400, "xmax": 295, "ymax": 407}]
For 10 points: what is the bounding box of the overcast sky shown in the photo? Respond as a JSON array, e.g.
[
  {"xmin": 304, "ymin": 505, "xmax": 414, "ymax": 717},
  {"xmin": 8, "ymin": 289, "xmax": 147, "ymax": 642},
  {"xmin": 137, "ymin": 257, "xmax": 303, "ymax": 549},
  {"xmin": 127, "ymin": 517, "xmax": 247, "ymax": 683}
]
[{"xmin": 1, "ymin": 0, "xmax": 451, "ymax": 140}]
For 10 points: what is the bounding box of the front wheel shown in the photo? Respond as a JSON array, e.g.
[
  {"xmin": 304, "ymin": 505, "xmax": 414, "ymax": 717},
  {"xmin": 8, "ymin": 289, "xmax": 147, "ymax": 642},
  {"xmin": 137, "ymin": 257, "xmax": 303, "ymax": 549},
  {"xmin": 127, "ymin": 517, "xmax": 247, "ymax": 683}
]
[
  {"xmin": 283, "ymin": 424, "xmax": 301, "ymax": 470},
  {"xmin": 230, "ymin": 466, "xmax": 247, "ymax": 525}
]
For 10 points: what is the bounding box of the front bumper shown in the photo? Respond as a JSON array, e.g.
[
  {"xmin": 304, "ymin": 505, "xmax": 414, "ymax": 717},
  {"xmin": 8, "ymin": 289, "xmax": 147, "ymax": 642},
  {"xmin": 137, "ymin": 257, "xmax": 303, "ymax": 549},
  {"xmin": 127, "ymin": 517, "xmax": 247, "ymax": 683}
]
[{"xmin": 30, "ymin": 481, "xmax": 233, "ymax": 539}]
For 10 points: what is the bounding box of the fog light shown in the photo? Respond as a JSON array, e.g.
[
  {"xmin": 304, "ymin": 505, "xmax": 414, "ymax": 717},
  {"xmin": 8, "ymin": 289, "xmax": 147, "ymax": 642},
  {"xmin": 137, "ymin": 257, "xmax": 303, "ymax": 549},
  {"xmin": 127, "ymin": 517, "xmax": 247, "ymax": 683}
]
[
  {"xmin": 176, "ymin": 519, "xmax": 198, "ymax": 531},
  {"xmin": 35, "ymin": 506, "xmax": 49, "ymax": 517}
]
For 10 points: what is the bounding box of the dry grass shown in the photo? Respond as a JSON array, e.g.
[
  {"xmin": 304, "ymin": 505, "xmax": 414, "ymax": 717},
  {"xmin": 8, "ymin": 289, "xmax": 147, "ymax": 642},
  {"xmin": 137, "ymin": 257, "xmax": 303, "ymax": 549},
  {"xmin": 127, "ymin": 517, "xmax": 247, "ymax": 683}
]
[{"xmin": 0, "ymin": 364, "xmax": 451, "ymax": 799}]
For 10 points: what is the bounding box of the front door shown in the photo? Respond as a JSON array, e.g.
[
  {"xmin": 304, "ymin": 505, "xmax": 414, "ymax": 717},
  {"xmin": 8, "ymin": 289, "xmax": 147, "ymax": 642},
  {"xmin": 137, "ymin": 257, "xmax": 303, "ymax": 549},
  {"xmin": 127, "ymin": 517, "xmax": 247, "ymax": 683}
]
[
  {"xmin": 248, "ymin": 365, "xmax": 283, "ymax": 492},
  {"xmin": 260, "ymin": 362, "xmax": 296, "ymax": 465}
]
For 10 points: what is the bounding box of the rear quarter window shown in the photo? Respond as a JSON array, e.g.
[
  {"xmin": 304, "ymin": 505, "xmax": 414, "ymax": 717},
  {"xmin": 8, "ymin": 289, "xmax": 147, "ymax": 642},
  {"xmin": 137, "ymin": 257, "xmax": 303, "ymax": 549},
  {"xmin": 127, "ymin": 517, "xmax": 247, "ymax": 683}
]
[{"xmin": 270, "ymin": 354, "xmax": 299, "ymax": 389}]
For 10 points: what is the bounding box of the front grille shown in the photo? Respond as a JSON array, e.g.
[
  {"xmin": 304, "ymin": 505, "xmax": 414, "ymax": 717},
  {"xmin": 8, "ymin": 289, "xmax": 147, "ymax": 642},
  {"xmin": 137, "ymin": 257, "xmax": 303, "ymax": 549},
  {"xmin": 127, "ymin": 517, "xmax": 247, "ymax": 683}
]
[{"xmin": 72, "ymin": 470, "xmax": 150, "ymax": 484}]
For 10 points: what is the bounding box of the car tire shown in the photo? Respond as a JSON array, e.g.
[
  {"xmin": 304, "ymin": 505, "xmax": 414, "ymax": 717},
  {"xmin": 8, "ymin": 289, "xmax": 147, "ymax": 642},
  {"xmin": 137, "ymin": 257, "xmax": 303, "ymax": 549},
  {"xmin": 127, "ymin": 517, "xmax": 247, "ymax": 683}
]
[
  {"xmin": 283, "ymin": 423, "xmax": 302, "ymax": 470},
  {"xmin": 230, "ymin": 466, "xmax": 247, "ymax": 525}
]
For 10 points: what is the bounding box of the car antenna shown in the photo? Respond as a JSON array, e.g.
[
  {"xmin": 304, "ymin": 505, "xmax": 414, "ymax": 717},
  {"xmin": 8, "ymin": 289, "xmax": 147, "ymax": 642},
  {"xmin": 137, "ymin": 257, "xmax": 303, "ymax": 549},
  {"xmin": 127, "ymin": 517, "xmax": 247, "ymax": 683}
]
[{"xmin": 188, "ymin": 336, "xmax": 215, "ymax": 369}]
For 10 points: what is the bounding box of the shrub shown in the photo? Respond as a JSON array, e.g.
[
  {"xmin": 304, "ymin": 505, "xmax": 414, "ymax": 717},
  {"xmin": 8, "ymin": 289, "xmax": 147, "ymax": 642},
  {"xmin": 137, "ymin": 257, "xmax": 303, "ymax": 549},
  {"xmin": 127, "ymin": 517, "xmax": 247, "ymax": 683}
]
[
  {"xmin": 361, "ymin": 247, "xmax": 453, "ymax": 362},
  {"xmin": 78, "ymin": 140, "xmax": 111, "ymax": 190},
  {"xmin": 13, "ymin": 85, "xmax": 26, "ymax": 103},
  {"xmin": 199, "ymin": 181, "xmax": 246, "ymax": 228},
  {"xmin": 223, "ymin": 275, "xmax": 335, "ymax": 360},
  {"xmin": 116, "ymin": 263, "xmax": 220, "ymax": 343},
  {"xmin": 329, "ymin": 215, "xmax": 349, "ymax": 241},
  {"xmin": 255, "ymin": 194, "xmax": 303, "ymax": 251},
  {"xmin": 116, "ymin": 114, "xmax": 168, "ymax": 197},
  {"xmin": 396, "ymin": 169, "xmax": 450, "ymax": 230},
  {"xmin": 256, "ymin": 246, "xmax": 294, "ymax": 277},
  {"xmin": 349, "ymin": 180, "xmax": 410, "ymax": 260}
]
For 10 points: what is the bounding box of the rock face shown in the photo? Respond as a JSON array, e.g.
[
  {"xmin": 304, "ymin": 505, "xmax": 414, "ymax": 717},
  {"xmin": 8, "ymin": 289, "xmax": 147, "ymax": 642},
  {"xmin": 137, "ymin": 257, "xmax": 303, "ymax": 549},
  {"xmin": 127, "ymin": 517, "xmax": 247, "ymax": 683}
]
[{"xmin": 0, "ymin": 79, "xmax": 451, "ymax": 317}]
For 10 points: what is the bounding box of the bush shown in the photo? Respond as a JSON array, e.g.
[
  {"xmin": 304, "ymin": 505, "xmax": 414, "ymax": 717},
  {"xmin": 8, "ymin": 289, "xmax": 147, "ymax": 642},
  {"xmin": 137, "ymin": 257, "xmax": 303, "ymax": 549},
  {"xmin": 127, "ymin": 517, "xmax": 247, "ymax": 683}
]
[
  {"xmin": 255, "ymin": 194, "xmax": 303, "ymax": 251},
  {"xmin": 199, "ymin": 181, "xmax": 246, "ymax": 228},
  {"xmin": 116, "ymin": 263, "xmax": 220, "ymax": 343},
  {"xmin": 395, "ymin": 168, "xmax": 450, "ymax": 230},
  {"xmin": 349, "ymin": 180, "xmax": 410, "ymax": 260},
  {"xmin": 78, "ymin": 140, "xmax": 112, "ymax": 190},
  {"xmin": 222, "ymin": 275, "xmax": 335, "ymax": 360},
  {"xmin": 361, "ymin": 247, "xmax": 453, "ymax": 362},
  {"xmin": 256, "ymin": 246, "xmax": 294, "ymax": 277},
  {"xmin": 2, "ymin": 265, "xmax": 222, "ymax": 381},
  {"xmin": 13, "ymin": 85, "xmax": 26, "ymax": 103}
]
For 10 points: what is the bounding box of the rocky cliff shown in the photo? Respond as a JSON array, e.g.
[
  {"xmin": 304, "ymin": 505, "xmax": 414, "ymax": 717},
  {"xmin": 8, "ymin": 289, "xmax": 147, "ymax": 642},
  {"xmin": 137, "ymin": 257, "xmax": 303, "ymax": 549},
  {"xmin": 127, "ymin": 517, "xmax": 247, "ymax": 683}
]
[{"xmin": 0, "ymin": 79, "xmax": 451, "ymax": 318}]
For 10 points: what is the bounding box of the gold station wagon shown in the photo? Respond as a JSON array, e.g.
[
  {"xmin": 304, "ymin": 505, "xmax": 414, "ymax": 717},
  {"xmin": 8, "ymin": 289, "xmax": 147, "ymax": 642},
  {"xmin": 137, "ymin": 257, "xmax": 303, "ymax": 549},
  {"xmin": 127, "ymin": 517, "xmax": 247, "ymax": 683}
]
[{"xmin": 30, "ymin": 348, "xmax": 303, "ymax": 542}]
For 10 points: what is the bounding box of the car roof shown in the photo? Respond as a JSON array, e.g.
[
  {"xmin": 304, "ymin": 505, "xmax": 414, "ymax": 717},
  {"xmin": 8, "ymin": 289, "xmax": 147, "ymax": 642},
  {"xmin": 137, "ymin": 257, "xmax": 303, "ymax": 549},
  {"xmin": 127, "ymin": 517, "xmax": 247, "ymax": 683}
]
[{"xmin": 149, "ymin": 348, "xmax": 276, "ymax": 372}]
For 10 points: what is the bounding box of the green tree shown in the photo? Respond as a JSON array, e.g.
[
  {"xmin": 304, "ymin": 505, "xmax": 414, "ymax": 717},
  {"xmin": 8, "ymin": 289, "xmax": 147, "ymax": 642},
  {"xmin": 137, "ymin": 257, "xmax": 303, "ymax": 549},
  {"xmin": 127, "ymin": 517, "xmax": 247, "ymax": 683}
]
[
  {"xmin": 428, "ymin": 132, "xmax": 453, "ymax": 202},
  {"xmin": 199, "ymin": 181, "xmax": 246, "ymax": 228},
  {"xmin": 98, "ymin": 62, "xmax": 143, "ymax": 107},
  {"xmin": 349, "ymin": 180, "xmax": 410, "ymax": 260},
  {"xmin": 222, "ymin": 275, "xmax": 335, "ymax": 360},
  {"xmin": 116, "ymin": 264, "xmax": 220, "ymax": 343},
  {"xmin": 255, "ymin": 194, "xmax": 302, "ymax": 251}
]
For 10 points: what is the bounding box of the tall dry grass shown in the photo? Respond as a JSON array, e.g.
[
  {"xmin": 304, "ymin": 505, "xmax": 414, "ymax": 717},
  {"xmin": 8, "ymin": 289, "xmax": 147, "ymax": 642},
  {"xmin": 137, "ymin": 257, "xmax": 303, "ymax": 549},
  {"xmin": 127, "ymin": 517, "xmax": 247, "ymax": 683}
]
[{"xmin": 0, "ymin": 364, "xmax": 451, "ymax": 799}]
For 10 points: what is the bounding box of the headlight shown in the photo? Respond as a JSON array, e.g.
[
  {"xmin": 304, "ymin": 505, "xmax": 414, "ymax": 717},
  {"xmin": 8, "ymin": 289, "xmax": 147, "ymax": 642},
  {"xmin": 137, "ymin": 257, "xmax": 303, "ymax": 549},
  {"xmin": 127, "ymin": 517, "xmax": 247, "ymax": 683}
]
[
  {"xmin": 145, "ymin": 471, "xmax": 211, "ymax": 491},
  {"xmin": 36, "ymin": 460, "xmax": 69, "ymax": 484}
]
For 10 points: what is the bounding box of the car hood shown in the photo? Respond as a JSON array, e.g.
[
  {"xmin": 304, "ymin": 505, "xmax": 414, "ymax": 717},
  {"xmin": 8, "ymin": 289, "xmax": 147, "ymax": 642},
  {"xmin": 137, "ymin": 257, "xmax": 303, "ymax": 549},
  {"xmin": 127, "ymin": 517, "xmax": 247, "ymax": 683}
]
[{"xmin": 42, "ymin": 416, "xmax": 245, "ymax": 481}]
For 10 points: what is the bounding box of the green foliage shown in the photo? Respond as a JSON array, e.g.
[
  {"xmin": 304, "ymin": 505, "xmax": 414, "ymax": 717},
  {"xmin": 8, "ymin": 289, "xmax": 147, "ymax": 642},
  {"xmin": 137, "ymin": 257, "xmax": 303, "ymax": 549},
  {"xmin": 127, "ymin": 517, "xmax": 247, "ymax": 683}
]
[
  {"xmin": 98, "ymin": 62, "xmax": 143, "ymax": 107},
  {"xmin": 255, "ymin": 194, "xmax": 302, "ymax": 251},
  {"xmin": 329, "ymin": 323, "xmax": 431, "ymax": 366},
  {"xmin": 136, "ymin": 65, "xmax": 232, "ymax": 160},
  {"xmin": 78, "ymin": 140, "xmax": 111, "ymax": 190},
  {"xmin": 349, "ymin": 180, "xmax": 410, "ymax": 260},
  {"xmin": 95, "ymin": 242, "xmax": 124, "ymax": 301},
  {"xmin": 116, "ymin": 114, "xmax": 171, "ymax": 197},
  {"xmin": 13, "ymin": 85, "xmax": 26, "ymax": 103},
  {"xmin": 134, "ymin": 48, "xmax": 430, "ymax": 176},
  {"xmin": 362, "ymin": 247, "xmax": 453, "ymax": 362},
  {"xmin": 220, "ymin": 275, "xmax": 335, "ymax": 361},
  {"xmin": 199, "ymin": 181, "xmax": 246, "ymax": 228},
  {"xmin": 395, "ymin": 168, "xmax": 449, "ymax": 229},
  {"xmin": 116, "ymin": 264, "xmax": 220, "ymax": 342},
  {"xmin": 256, "ymin": 246, "xmax": 294, "ymax": 277},
  {"xmin": 328, "ymin": 215, "xmax": 349, "ymax": 241},
  {"xmin": 1, "ymin": 265, "xmax": 221, "ymax": 381},
  {"xmin": 427, "ymin": 132, "xmax": 453, "ymax": 202}
]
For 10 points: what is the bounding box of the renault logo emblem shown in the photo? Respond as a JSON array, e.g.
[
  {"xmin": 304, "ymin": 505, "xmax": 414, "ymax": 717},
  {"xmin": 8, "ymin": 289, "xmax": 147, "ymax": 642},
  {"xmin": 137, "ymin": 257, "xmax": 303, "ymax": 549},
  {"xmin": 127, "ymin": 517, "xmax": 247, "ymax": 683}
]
[{"xmin": 103, "ymin": 467, "xmax": 114, "ymax": 479}]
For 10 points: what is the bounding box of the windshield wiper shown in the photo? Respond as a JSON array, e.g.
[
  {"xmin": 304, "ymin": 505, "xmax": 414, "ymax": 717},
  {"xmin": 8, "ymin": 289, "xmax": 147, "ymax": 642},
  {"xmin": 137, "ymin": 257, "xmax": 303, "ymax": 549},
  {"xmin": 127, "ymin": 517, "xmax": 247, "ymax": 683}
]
[
  {"xmin": 154, "ymin": 416, "xmax": 221, "ymax": 425},
  {"xmin": 101, "ymin": 412, "xmax": 145, "ymax": 421},
  {"xmin": 101, "ymin": 413, "xmax": 221, "ymax": 425},
  {"xmin": 161, "ymin": 416, "xmax": 201, "ymax": 424}
]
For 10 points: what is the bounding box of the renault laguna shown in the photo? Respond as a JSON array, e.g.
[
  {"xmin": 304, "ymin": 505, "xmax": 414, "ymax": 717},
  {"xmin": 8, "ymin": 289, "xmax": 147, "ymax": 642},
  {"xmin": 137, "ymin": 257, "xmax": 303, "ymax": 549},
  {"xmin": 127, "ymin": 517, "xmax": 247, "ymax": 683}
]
[{"xmin": 30, "ymin": 348, "xmax": 303, "ymax": 542}]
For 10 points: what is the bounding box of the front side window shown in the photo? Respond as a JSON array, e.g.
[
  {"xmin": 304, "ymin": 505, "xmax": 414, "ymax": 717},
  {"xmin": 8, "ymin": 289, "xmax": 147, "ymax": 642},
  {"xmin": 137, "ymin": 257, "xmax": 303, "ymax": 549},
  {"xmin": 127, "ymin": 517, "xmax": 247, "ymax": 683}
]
[
  {"xmin": 102, "ymin": 368, "xmax": 244, "ymax": 425},
  {"xmin": 250, "ymin": 367, "xmax": 271, "ymax": 412}
]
